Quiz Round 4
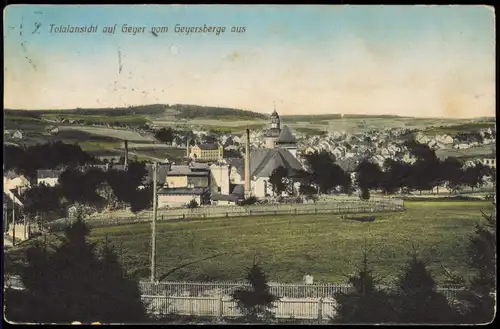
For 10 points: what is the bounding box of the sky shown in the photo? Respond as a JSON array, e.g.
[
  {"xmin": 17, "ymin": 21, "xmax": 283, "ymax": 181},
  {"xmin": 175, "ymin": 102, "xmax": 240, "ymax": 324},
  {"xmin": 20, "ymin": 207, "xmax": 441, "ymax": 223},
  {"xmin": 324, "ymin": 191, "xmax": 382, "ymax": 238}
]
[{"xmin": 3, "ymin": 5, "xmax": 496, "ymax": 118}]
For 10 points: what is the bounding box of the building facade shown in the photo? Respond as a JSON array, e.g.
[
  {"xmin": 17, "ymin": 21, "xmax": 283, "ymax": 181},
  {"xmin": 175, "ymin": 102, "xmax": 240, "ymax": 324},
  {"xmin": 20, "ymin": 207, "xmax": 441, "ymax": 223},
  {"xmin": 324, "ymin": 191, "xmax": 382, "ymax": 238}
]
[{"xmin": 189, "ymin": 143, "xmax": 224, "ymax": 162}]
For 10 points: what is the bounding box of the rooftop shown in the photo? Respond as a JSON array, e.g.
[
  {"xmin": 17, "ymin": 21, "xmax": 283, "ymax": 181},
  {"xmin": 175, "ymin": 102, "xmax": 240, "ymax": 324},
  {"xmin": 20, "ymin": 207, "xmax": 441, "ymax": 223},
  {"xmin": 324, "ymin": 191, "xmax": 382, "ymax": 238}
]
[
  {"xmin": 228, "ymin": 148, "xmax": 303, "ymax": 179},
  {"xmin": 37, "ymin": 169, "xmax": 65, "ymax": 179},
  {"xmin": 194, "ymin": 143, "xmax": 220, "ymax": 150},
  {"xmin": 275, "ymin": 125, "xmax": 296, "ymax": 144},
  {"xmin": 158, "ymin": 187, "xmax": 209, "ymax": 195}
]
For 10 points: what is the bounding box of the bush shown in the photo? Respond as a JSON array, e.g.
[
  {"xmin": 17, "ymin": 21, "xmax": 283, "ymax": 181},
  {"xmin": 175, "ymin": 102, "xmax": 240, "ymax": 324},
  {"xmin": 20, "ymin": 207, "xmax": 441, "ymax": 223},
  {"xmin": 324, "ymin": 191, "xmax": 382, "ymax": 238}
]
[
  {"xmin": 186, "ymin": 199, "xmax": 199, "ymax": 209},
  {"xmin": 239, "ymin": 196, "xmax": 258, "ymax": 206},
  {"xmin": 360, "ymin": 188, "xmax": 371, "ymax": 201}
]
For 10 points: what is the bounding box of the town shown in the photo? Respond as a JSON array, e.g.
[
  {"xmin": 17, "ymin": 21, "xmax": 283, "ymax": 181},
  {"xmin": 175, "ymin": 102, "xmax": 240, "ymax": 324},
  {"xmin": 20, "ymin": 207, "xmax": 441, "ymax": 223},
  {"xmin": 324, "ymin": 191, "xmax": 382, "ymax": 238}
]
[
  {"xmin": 4, "ymin": 4, "xmax": 496, "ymax": 326},
  {"xmin": 4, "ymin": 107, "xmax": 496, "ymax": 223}
]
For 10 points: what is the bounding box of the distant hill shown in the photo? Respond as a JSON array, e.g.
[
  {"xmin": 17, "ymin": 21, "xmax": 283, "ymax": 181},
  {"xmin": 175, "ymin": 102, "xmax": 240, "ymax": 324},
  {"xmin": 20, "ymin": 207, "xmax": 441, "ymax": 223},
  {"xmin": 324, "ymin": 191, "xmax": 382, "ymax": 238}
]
[
  {"xmin": 281, "ymin": 114, "xmax": 406, "ymax": 122},
  {"xmin": 167, "ymin": 104, "xmax": 267, "ymax": 120},
  {"xmin": 4, "ymin": 104, "xmax": 268, "ymax": 121}
]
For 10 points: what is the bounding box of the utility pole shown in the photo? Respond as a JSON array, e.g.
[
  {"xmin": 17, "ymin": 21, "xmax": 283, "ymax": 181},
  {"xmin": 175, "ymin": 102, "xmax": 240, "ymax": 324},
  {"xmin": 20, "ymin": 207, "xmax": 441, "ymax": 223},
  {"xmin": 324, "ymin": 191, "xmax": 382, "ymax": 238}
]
[
  {"xmin": 12, "ymin": 199, "xmax": 16, "ymax": 246},
  {"xmin": 150, "ymin": 162, "xmax": 158, "ymax": 282},
  {"xmin": 23, "ymin": 214, "xmax": 27, "ymax": 240}
]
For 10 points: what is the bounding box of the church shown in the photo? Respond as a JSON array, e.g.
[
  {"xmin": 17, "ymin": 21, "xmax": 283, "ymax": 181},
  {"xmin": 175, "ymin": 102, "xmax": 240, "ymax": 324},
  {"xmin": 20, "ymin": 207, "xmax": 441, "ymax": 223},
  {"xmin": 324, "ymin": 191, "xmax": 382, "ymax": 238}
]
[{"xmin": 210, "ymin": 107, "xmax": 303, "ymax": 200}]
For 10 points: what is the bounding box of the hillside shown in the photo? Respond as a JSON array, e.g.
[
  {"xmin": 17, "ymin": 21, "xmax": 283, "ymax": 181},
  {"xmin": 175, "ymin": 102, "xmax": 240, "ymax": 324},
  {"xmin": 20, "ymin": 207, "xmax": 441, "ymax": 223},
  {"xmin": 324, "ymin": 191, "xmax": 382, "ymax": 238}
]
[{"xmin": 4, "ymin": 104, "xmax": 268, "ymax": 121}]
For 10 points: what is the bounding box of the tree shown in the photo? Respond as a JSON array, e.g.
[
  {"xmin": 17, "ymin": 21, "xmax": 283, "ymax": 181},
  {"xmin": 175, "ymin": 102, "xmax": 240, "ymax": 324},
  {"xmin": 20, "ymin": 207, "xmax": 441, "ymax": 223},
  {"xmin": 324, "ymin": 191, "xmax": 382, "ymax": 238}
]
[
  {"xmin": 96, "ymin": 181, "xmax": 121, "ymax": 210},
  {"xmin": 231, "ymin": 262, "xmax": 279, "ymax": 323},
  {"xmin": 130, "ymin": 183, "xmax": 153, "ymax": 213},
  {"xmin": 359, "ymin": 188, "xmax": 370, "ymax": 201},
  {"xmin": 355, "ymin": 160, "xmax": 383, "ymax": 192},
  {"xmin": 22, "ymin": 183, "xmax": 63, "ymax": 229},
  {"xmin": 154, "ymin": 127, "xmax": 175, "ymax": 144},
  {"xmin": 453, "ymin": 202, "xmax": 496, "ymax": 324},
  {"xmin": 269, "ymin": 166, "xmax": 289, "ymax": 196},
  {"xmin": 381, "ymin": 159, "xmax": 412, "ymax": 194},
  {"xmin": 96, "ymin": 236, "xmax": 148, "ymax": 323},
  {"xmin": 5, "ymin": 211, "xmax": 147, "ymax": 323},
  {"xmin": 332, "ymin": 243, "xmax": 394, "ymax": 323},
  {"xmin": 304, "ymin": 151, "xmax": 350, "ymax": 194},
  {"xmin": 299, "ymin": 184, "xmax": 318, "ymax": 203},
  {"xmin": 440, "ymin": 157, "xmax": 465, "ymax": 193},
  {"xmin": 463, "ymin": 163, "xmax": 489, "ymax": 192},
  {"xmin": 393, "ymin": 248, "xmax": 455, "ymax": 323}
]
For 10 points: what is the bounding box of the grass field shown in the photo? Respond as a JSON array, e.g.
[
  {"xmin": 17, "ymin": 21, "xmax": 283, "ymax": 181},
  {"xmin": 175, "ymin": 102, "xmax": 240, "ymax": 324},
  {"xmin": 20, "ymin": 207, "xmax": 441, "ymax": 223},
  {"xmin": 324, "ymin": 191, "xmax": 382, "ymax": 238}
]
[
  {"xmin": 5, "ymin": 201, "xmax": 493, "ymax": 285},
  {"xmin": 435, "ymin": 144, "xmax": 496, "ymax": 160},
  {"xmin": 58, "ymin": 126, "xmax": 155, "ymax": 142},
  {"xmin": 80, "ymin": 200, "xmax": 493, "ymax": 284},
  {"xmin": 40, "ymin": 113, "xmax": 149, "ymax": 125},
  {"xmin": 425, "ymin": 122, "xmax": 496, "ymax": 135}
]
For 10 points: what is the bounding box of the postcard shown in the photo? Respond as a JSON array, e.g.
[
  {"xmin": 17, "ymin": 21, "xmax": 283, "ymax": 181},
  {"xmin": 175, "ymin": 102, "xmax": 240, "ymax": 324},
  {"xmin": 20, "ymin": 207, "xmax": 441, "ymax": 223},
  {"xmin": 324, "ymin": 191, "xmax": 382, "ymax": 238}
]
[{"xmin": 3, "ymin": 4, "xmax": 496, "ymax": 325}]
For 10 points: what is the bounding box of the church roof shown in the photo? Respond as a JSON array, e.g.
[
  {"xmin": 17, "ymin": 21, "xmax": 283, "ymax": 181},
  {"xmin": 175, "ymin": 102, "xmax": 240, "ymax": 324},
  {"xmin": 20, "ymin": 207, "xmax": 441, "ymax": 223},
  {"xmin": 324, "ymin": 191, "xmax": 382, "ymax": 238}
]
[
  {"xmin": 228, "ymin": 148, "xmax": 303, "ymax": 179},
  {"xmin": 275, "ymin": 125, "xmax": 296, "ymax": 144},
  {"xmin": 264, "ymin": 128, "xmax": 281, "ymax": 138}
]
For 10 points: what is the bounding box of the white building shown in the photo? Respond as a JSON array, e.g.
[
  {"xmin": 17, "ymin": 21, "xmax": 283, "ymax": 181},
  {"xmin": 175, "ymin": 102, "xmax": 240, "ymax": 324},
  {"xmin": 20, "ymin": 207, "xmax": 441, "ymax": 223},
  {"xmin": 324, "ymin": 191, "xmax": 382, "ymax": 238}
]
[
  {"xmin": 157, "ymin": 187, "xmax": 209, "ymax": 208},
  {"xmin": 12, "ymin": 130, "xmax": 23, "ymax": 139},
  {"xmin": 36, "ymin": 169, "xmax": 65, "ymax": 187},
  {"xmin": 4, "ymin": 172, "xmax": 30, "ymax": 193}
]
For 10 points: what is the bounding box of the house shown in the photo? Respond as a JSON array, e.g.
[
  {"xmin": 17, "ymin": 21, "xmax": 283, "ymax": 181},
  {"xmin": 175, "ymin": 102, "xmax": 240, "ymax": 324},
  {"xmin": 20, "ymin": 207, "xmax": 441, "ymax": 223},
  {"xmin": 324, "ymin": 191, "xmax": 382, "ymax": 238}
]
[
  {"xmin": 166, "ymin": 165, "xmax": 210, "ymax": 188},
  {"xmin": 437, "ymin": 134, "xmax": 454, "ymax": 144},
  {"xmin": 226, "ymin": 147, "xmax": 304, "ymax": 198},
  {"xmin": 414, "ymin": 132, "xmax": 429, "ymax": 144},
  {"xmin": 87, "ymin": 150, "xmax": 122, "ymax": 163},
  {"xmin": 211, "ymin": 184, "xmax": 245, "ymax": 206},
  {"xmin": 47, "ymin": 126, "xmax": 60, "ymax": 135},
  {"xmin": 454, "ymin": 143, "xmax": 470, "ymax": 150},
  {"xmin": 36, "ymin": 169, "xmax": 65, "ymax": 187},
  {"xmin": 157, "ymin": 187, "xmax": 210, "ymax": 208},
  {"xmin": 332, "ymin": 146, "xmax": 346, "ymax": 160},
  {"xmin": 12, "ymin": 130, "xmax": 23, "ymax": 139},
  {"xmin": 142, "ymin": 164, "xmax": 171, "ymax": 187},
  {"xmin": 4, "ymin": 172, "xmax": 30, "ymax": 193},
  {"xmin": 189, "ymin": 143, "xmax": 224, "ymax": 162},
  {"xmin": 480, "ymin": 154, "xmax": 497, "ymax": 169}
]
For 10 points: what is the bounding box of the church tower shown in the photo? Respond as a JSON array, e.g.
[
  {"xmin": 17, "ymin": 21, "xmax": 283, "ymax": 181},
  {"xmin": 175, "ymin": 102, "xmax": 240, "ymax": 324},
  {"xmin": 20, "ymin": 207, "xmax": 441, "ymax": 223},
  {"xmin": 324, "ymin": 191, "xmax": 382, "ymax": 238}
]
[
  {"xmin": 270, "ymin": 108, "xmax": 280, "ymax": 130},
  {"xmin": 265, "ymin": 104, "xmax": 282, "ymax": 149}
]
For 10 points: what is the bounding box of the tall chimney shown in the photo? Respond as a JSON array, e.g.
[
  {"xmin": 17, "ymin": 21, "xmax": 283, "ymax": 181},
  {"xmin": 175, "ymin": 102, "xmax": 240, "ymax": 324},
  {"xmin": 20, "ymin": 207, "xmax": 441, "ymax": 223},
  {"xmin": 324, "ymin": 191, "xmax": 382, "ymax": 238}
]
[
  {"xmin": 124, "ymin": 140, "xmax": 129, "ymax": 167},
  {"xmin": 244, "ymin": 128, "xmax": 251, "ymax": 198},
  {"xmin": 186, "ymin": 138, "xmax": 191, "ymax": 159}
]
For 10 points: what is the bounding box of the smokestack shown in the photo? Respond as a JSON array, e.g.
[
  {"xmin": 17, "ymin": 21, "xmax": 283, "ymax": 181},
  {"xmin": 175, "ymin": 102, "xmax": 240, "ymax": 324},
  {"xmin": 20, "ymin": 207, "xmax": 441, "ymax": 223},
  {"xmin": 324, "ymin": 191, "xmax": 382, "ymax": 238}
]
[
  {"xmin": 244, "ymin": 128, "xmax": 251, "ymax": 198},
  {"xmin": 124, "ymin": 140, "xmax": 129, "ymax": 167},
  {"xmin": 186, "ymin": 138, "xmax": 190, "ymax": 159}
]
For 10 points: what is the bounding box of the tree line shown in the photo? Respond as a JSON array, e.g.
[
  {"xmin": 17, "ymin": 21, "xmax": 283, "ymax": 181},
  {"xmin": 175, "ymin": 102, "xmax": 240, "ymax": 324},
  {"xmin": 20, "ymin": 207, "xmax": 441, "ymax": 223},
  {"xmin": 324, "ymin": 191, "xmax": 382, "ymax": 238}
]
[
  {"xmin": 5, "ymin": 142, "xmax": 96, "ymax": 182},
  {"xmin": 269, "ymin": 142, "xmax": 494, "ymax": 200},
  {"xmin": 22, "ymin": 163, "xmax": 153, "ymax": 229},
  {"xmin": 4, "ymin": 203, "xmax": 495, "ymax": 324}
]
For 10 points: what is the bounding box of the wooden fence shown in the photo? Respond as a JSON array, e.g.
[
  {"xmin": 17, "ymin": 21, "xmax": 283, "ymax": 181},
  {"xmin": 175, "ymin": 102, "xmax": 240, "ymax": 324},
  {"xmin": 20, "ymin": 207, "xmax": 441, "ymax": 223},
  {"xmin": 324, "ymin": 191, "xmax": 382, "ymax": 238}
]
[
  {"xmin": 50, "ymin": 198, "xmax": 405, "ymax": 229},
  {"xmin": 141, "ymin": 295, "xmax": 337, "ymax": 322},
  {"xmin": 139, "ymin": 280, "xmax": 466, "ymax": 322},
  {"xmin": 4, "ymin": 275, "xmax": 468, "ymax": 323},
  {"xmin": 138, "ymin": 280, "xmax": 463, "ymax": 300}
]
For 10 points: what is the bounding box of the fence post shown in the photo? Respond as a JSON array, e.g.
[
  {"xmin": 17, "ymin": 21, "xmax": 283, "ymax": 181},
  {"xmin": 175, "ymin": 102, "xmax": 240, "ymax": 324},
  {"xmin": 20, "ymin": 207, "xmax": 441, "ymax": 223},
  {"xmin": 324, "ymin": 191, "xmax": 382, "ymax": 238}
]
[
  {"xmin": 318, "ymin": 298, "xmax": 323, "ymax": 323},
  {"xmin": 166, "ymin": 290, "xmax": 168, "ymax": 316},
  {"xmin": 219, "ymin": 297, "xmax": 224, "ymax": 321}
]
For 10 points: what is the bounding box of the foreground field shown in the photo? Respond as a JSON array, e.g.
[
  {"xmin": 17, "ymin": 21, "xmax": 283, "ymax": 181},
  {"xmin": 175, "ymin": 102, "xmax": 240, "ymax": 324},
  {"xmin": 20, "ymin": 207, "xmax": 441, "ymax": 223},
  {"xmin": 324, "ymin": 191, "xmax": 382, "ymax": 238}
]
[{"xmin": 85, "ymin": 200, "xmax": 493, "ymax": 284}]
